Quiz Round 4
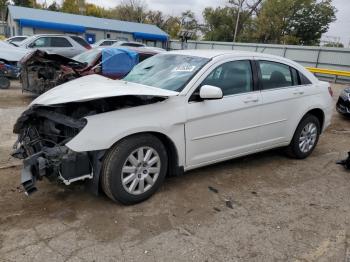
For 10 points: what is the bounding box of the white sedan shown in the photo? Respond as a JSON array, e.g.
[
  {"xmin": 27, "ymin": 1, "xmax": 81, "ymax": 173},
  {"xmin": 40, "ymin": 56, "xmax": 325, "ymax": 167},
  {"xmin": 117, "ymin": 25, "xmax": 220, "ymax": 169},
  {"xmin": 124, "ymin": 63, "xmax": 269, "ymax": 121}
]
[{"xmin": 13, "ymin": 50, "xmax": 333, "ymax": 204}]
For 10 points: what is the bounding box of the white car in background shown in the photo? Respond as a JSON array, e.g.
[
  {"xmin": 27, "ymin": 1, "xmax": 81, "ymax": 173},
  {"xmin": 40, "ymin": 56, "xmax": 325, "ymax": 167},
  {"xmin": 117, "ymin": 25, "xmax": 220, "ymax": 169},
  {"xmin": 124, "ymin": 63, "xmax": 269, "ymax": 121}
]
[
  {"xmin": 91, "ymin": 39, "xmax": 120, "ymax": 48},
  {"xmin": 16, "ymin": 34, "xmax": 91, "ymax": 57},
  {"xmin": 13, "ymin": 50, "xmax": 333, "ymax": 204}
]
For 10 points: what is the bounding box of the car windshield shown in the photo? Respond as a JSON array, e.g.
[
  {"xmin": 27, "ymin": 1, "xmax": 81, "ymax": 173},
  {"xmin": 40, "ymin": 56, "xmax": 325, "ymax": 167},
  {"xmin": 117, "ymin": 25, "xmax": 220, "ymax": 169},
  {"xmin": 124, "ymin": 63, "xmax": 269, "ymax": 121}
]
[
  {"xmin": 123, "ymin": 54, "xmax": 210, "ymax": 91},
  {"xmin": 73, "ymin": 49, "xmax": 101, "ymax": 65},
  {"xmin": 17, "ymin": 36, "xmax": 36, "ymax": 47}
]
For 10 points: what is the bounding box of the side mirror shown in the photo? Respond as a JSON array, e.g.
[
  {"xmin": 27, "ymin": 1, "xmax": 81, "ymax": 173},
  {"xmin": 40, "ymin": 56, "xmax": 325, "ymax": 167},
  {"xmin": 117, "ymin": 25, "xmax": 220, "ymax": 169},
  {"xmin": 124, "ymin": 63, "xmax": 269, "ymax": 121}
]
[
  {"xmin": 199, "ymin": 85, "xmax": 223, "ymax": 100},
  {"xmin": 28, "ymin": 42, "xmax": 35, "ymax": 48}
]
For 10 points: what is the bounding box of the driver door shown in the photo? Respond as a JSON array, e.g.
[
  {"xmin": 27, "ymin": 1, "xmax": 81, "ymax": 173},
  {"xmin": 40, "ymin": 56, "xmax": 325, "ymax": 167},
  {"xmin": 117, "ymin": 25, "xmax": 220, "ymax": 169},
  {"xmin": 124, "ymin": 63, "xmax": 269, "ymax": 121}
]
[{"xmin": 185, "ymin": 59, "xmax": 263, "ymax": 168}]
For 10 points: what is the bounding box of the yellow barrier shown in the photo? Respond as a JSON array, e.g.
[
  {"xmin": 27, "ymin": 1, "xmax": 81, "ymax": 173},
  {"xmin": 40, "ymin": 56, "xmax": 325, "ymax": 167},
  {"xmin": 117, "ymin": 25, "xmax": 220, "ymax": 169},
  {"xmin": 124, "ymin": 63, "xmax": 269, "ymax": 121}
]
[{"xmin": 306, "ymin": 67, "xmax": 350, "ymax": 78}]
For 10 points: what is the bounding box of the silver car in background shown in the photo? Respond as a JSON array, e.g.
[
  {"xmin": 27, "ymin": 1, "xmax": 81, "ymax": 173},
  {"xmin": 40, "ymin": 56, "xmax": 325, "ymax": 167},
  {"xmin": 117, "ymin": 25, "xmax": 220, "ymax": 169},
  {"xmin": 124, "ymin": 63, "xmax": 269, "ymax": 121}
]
[{"xmin": 16, "ymin": 34, "xmax": 91, "ymax": 57}]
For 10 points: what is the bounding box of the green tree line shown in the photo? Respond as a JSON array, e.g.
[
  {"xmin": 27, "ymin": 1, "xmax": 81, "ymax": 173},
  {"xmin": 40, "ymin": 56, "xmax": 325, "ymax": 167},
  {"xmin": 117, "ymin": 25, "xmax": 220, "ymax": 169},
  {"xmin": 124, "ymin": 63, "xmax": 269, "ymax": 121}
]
[{"xmin": 3, "ymin": 0, "xmax": 337, "ymax": 46}]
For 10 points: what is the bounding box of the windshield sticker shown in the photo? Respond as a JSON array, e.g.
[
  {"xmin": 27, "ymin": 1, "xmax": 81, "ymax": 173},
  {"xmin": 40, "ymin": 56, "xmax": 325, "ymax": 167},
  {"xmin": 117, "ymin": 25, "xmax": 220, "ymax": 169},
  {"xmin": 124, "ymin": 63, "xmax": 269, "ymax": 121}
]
[{"xmin": 172, "ymin": 64, "xmax": 196, "ymax": 72}]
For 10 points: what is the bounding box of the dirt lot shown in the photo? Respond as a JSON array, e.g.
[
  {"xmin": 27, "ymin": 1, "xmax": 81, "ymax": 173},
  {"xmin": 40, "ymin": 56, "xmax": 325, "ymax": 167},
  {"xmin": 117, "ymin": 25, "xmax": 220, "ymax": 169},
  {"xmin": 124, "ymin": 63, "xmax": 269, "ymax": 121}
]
[{"xmin": 0, "ymin": 81, "xmax": 349, "ymax": 261}]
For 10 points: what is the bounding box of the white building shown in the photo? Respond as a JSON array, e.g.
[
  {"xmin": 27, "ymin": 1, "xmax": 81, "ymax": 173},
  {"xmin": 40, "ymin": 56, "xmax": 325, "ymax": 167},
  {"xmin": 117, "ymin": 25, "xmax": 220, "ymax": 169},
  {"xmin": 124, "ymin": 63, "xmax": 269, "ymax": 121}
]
[{"xmin": 6, "ymin": 5, "xmax": 168, "ymax": 48}]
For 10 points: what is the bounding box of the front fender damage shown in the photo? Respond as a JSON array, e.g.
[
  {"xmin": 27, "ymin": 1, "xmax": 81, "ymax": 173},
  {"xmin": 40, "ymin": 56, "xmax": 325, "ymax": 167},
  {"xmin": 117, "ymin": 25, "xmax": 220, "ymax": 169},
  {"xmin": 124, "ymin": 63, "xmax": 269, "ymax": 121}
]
[{"xmin": 12, "ymin": 95, "xmax": 167, "ymax": 195}]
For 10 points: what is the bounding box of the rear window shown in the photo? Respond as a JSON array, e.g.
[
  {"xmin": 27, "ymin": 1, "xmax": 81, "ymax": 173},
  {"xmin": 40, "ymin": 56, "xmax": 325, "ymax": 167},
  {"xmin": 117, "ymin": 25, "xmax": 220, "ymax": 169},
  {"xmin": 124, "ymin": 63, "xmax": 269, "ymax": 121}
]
[
  {"xmin": 121, "ymin": 43, "xmax": 144, "ymax": 47},
  {"xmin": 50, "ymin": 37, "xmax": 72, "ymax": 47},
  {"xmin": 70, "ymin": 36, "xmax": 90, "ymax": 49}
]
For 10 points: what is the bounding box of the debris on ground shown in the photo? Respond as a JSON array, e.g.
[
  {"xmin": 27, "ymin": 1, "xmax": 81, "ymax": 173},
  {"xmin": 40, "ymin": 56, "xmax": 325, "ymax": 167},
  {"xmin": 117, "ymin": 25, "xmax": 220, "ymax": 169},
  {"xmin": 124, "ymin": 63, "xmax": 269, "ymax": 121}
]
[
  {"xmin": 208, "ymin": 186, "xmax": 219, "ymax": 194},
  {"xmin": 225, "ymin": 200, "xmax": 234, "ymax": 209},
  {"xmin": 337, "ymin": 152, "xmax": 350, "ymax": 170}
]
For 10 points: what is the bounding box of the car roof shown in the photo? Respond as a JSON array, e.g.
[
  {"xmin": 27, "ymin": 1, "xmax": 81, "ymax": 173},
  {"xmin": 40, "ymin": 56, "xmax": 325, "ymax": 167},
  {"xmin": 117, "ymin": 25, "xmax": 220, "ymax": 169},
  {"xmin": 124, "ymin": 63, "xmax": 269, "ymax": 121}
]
[{"xmin": 168, "ymin": 49, "xmax": 285, "ymax": 60}]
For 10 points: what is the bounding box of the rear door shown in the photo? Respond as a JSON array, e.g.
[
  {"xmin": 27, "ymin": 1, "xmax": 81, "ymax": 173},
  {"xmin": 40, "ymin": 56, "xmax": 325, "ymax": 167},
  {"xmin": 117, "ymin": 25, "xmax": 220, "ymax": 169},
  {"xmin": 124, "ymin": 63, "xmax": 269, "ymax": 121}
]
[
  {"xmin": 48, "ymin": 37, "xmax": 75, "ymax": 57},
  {"xmin": 256, "ymin": 59, "xmax": 305, "ymax": 148}
]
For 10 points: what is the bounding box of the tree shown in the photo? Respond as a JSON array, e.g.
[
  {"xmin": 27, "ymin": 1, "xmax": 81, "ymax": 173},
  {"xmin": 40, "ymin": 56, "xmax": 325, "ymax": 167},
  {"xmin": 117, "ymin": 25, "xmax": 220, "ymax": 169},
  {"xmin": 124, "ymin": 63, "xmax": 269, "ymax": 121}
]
[
  {"xmin": 228, "ymin": 0, "xmax": 263, "ymax": 41},
  {"xmin": 85, "ymin": 3, "xmax": 106, "ymax": 18},
  {"xmin": 0, "ymin": 0, "xmax": 8, "ymax": 21},
  {"xmin": 163, "ymin": 16, "xmax": 181, "ymax": 38},
  {"xmin": 47, "ymin": 1, "xmax": 60, "ymax": 11},
  {"xmin": 202, "ymin": 7, "xmax": 237, "ymax": 41},
  {"xmin": 110, "ymin": 0, "xmax": 147, "ymax": 23},
  {"xmin": 61, "ymin": 0, "xmax": 80, "ymax": 14},
  {"xmin": 12, "ymin": 0, "xmax": 36, "ymax": 7},
  {"xmin": 254, "ymin": 0, "xmax": 336, "ymax": 45},
  {"xmin": 287, "ymin": 0, "xmax": 336, "ymax": 45},
  {"xmin": 145, "ymin": 10, "xmax": 164, "ymax": 28}
]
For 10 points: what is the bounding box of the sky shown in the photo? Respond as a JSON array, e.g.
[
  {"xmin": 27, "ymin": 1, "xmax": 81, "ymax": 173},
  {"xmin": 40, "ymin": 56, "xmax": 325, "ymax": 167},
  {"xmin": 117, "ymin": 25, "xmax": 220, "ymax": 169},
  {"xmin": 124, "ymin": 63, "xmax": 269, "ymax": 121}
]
[{"xmin": 39, "ymin": 0, "xmax": 350, "ymax": 46}]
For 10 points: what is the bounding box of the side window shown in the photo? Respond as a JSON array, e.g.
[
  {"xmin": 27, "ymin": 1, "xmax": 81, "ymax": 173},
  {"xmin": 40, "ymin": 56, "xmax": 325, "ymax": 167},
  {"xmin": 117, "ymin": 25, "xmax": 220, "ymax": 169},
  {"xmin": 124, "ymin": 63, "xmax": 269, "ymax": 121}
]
[
  {"xmin": 259, "ymin": 61, "xmax": 293, "ymax": 90},
  {"xmin": 100, "ymin": 41, "xmax": 112, "ymax": 46},
  {"xmin": 122, "ymin": 43, "xmax": 143, "ymax": 47},
  {"xmin": 32, "ymin": 37, "xmax": 50, "ymax": 47},
  {"xmin": 202, "ymin": 60, "xmax": 253, "ymax": 96},
  {"xmin": 291, "ymin": 67, "xmax": 299, "ymax": 85},
  {"xmin": 50, "ymin": 37, "xmax": 72, "ymax": 47},
  {"xmin": 299, "ymin": 72, "xmax": 312, "ymax": 85}
]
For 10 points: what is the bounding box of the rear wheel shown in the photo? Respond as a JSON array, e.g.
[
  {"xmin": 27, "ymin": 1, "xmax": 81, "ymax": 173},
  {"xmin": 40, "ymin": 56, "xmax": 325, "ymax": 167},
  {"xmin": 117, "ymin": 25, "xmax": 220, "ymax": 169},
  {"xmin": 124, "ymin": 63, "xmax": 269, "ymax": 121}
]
[
  {"xmin": 101, "ymin": 134, "xmax": 168, "ymax": 205},
  {"xmin": 286, "ymin": 114, "xmax": 320, "ymax": 159}
]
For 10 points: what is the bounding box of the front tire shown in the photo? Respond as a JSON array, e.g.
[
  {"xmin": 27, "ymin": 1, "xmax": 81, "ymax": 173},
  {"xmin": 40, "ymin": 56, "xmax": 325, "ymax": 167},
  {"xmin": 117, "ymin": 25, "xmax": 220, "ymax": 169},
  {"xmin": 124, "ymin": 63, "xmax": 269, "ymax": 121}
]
[
  {"xmin": 286, "ymin": 114, "xmax": 320, "ymax": 159},
  {"xmin": 101, "ymin": 134, "xmax": 168, "ymax": 205}
]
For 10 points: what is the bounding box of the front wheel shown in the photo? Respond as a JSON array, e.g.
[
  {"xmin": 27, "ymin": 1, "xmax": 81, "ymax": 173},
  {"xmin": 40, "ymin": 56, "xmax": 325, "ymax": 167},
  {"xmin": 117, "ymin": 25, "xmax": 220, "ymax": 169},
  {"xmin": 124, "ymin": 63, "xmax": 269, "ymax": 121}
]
[
  {"xmin": 101, "ymin": 134, "xmax": 168, "ymax": 205},
  {"xmin": 286, "ymin": 114, "xmax": 320, "ymax": 159}
]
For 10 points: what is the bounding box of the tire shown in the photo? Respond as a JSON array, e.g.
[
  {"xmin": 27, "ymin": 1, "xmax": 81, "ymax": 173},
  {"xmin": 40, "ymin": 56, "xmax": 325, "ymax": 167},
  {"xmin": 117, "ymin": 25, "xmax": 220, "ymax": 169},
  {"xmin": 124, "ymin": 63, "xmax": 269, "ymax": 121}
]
[
  {"xmin": 101, "ymin": 134, "xmax": 168, "ymax": 205},
  {"xmin": 0, "ymin": 76, "xmax": 10, "ymax": 89},
  {"xmin": 286, "ymin": 114, "xmax": 320, "ymax": 159}
]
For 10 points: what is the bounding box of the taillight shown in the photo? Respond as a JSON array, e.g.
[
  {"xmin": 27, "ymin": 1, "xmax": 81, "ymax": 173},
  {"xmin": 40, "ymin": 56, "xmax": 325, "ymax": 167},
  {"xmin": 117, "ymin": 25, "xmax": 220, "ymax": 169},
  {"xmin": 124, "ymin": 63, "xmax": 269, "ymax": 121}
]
[
  {"xmin": 85, "ymin": 45, "xmax": 91, "ymax": 50},
  {"xmin": 328, "ymin": 86, "xmax": 333, "ymax": 97}
]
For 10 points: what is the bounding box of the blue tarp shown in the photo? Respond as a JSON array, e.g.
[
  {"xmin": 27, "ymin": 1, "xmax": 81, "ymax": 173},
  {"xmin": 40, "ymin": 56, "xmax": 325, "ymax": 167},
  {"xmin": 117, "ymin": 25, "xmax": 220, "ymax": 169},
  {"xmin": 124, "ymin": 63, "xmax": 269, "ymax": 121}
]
[
  {"xmin": 102, "ymin": 48, "xmax": 139, "ymax": 78},
  {"xmin": 133, "ymin": 32, "xmax": 168, "ymax": 42},
  {"xmin": 18, "ymin": 19, "xmax": 86, "ymax": 33}
]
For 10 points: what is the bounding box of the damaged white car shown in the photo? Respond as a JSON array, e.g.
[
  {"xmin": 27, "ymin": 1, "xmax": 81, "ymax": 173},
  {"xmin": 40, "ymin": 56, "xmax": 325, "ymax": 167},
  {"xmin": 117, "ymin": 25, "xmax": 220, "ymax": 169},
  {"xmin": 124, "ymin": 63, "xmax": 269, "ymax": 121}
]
[{"xmin": 12, "ymin": 50, "xmax": 333, "ymax": 204}]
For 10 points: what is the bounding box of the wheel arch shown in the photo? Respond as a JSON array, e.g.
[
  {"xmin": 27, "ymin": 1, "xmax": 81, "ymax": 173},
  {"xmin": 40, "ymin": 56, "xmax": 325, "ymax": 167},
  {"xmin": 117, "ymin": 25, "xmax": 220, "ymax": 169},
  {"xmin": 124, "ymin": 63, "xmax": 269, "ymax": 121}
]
[
  {"xmin": 304, "ymin": 108, "xmax": 325, "ymax": 133},
  {"xmin": 110, "ymin": 131, "xmax": 183, "ymax": 177}
]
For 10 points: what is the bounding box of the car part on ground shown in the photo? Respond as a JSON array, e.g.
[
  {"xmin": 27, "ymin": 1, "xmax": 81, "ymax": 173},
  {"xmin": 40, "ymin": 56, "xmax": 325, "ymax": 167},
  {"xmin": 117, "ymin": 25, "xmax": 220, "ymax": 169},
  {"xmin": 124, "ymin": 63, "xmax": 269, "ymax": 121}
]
[
  {"xmin": 12, "ymin": 50, "xmax": 333, "ymax": 204},
  {"xmin": 337, "ymin": 152, "xmax": 350, "ymax": 170},
  {"xmin": 16, "ymin": 34, "xmax": 91, "ymax": 57},
  {"xmin": 336, "ymin": 87, "xmax": 350, "ymax": 117},
  {"xmin": 19, "ymin": 48, "xmax": 144, "ymax": 94}
]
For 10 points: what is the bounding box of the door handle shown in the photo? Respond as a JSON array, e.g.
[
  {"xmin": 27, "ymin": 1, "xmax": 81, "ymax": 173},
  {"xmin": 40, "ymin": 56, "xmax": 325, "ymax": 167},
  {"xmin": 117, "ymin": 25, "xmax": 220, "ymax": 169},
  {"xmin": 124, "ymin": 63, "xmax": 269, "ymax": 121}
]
[
  {"xmin": 243, "ymin": 98, "xmax": 259, "ymax": 103},
  {"xmin": 293, "ymin": 91, "xmax": 304, "ymax": 95}
]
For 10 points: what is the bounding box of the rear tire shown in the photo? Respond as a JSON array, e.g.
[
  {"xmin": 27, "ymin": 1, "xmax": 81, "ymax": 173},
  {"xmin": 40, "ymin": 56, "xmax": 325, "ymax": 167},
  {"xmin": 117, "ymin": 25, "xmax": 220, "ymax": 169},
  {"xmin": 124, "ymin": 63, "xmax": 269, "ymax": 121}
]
[
  {"xmin": 286, "ymin": 114, "xmax": 320, "ymax": 159},
  {"xmin": 101, "ymin": 134, "xmax": 168, "ymax": 205}
]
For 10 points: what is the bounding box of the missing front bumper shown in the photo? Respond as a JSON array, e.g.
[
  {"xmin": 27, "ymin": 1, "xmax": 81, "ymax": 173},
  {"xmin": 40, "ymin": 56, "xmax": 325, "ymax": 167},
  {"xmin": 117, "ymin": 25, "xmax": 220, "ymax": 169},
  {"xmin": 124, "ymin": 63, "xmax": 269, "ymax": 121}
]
[{"xmin": 16, "ymin": 146, "xmax": 93, "ymax": 195}]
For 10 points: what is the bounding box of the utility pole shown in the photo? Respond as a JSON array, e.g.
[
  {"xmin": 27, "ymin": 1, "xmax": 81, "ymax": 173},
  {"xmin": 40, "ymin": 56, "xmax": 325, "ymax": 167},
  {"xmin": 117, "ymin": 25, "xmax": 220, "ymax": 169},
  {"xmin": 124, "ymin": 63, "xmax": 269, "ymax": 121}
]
[{"xmin": 233, "ymin": 0, "xmax": 243, "ymax": 42}]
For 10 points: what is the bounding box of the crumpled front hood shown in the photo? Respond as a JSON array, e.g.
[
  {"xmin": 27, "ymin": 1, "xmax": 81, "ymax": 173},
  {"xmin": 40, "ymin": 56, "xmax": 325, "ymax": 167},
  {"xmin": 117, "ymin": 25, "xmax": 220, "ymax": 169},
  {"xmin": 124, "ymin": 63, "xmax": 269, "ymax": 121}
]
[{"xmin": 31, "ymin": 74, "xmax": 179, "ymax": 106}]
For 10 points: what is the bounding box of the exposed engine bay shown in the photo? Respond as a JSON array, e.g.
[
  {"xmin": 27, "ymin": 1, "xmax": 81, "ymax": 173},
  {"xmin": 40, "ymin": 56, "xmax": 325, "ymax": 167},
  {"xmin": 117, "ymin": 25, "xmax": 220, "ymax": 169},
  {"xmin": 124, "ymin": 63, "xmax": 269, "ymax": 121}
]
[
  {"xmin": 20, "ymin": 50, "xmax": 86, "ymax": 94},
  {"xmin": 12, "ymin": 95, "xmax": 165, "ymax": 195}
]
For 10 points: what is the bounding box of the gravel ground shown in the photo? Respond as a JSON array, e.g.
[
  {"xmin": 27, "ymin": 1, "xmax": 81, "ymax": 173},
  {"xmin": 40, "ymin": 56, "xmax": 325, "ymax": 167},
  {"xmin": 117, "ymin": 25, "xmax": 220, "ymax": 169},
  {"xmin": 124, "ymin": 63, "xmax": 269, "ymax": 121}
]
[{"xmin": 0, "ymin": 81, "xmax": 349, "ymax": 261}]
